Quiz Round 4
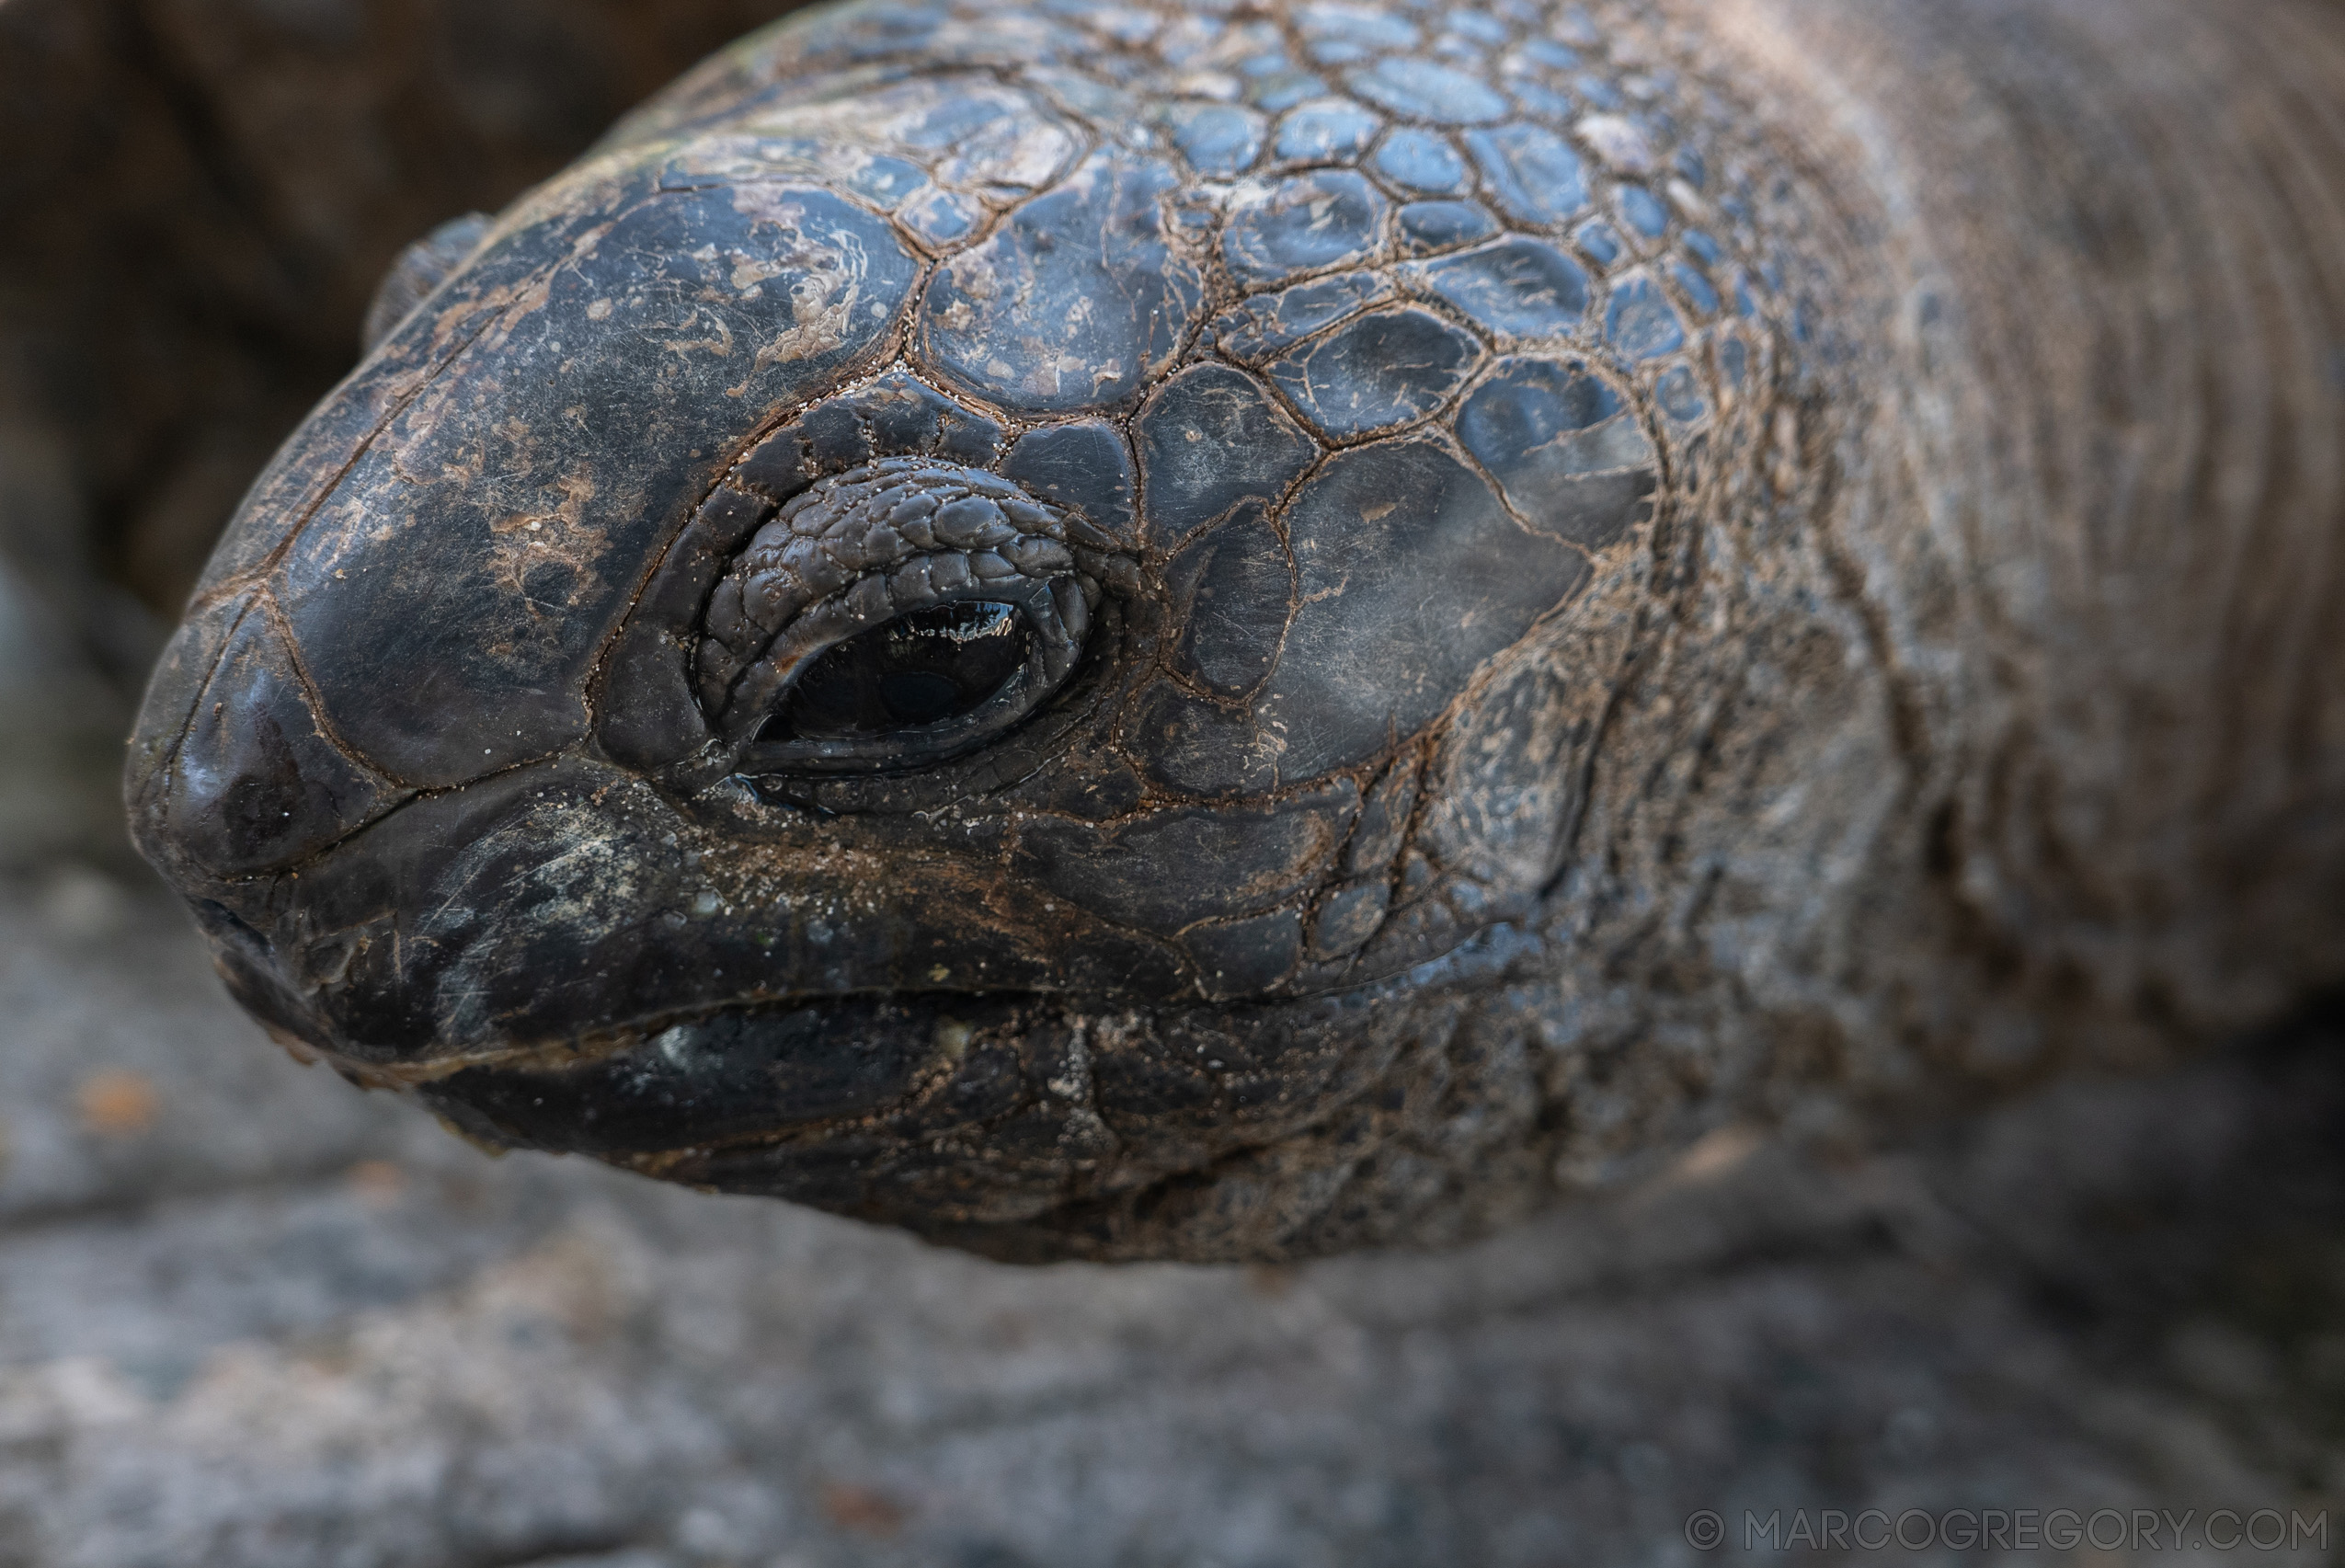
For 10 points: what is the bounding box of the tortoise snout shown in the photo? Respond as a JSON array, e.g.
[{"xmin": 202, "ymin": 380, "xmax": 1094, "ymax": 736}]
[{"xmin": 133, "ymin": 596, "xmax": 408, "ymax": 884}]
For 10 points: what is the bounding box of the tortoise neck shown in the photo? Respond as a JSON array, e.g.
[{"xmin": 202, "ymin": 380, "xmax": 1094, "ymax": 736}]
[{"xmin": 1695, "ymin": 0, "xmax": 2345, "ymax": 1029}]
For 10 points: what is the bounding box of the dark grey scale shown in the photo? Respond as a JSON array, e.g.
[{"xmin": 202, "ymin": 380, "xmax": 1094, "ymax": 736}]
[
  {"xmin": 1012, "ymin": 784, "xmax": 1358, "ymax": 939},
  {"xmin": 1127, "ymin": 678, "xmax": 1279, "ymax": 795},
  {"xmin": 886, "ymin": 76, "xmax": 1044, "ymax": 162},
  {"xmin": 1210, "ymin": 271, "xmax": 1397, "ymax": 362},
  {"xmin": 734, "ymin": 427, "xmax": 821, "ymax": 505},
  {"xmin": 1077, "ymin": 2, "xmax": 1159, "ymax": 46},
  {"xmin": 1573, "ymin": 218, "xmax": 1625, "ymax": 267},
  {"xmin": 600, "ymin": 479, "xmax": 778, "ymax": 773},
  {"xmin": 1396, "ymin": 201, "xmax": 1501, "ymax": 257},
  {"xmin": 839, "ymin": 151, "xmax": 931, "ymax": 210},
  {"xmin": 1135, "ymin": 364, "xmax": 1319, "ymax": 547},
  {"xmin": 1271, "ymin": 97, "xmax": 1384, "ymax": 162},
  {"xmin": 1160, "ymin": 100, "xmax": 1265, "ymax": 176},
  {"xmin": 1022, "ymin": 63, "xmax": 1131, "ymax": 126},
  {"xmin": 125, "ymin": 592, "xmax": 241, "ymax": 824},
  {"xmin": 272, "ymin": 180, "xmax": 921, "ymax": 789},
  {"xmin": 1573, "ymin": 71, "xmax": 1626, "ymax": 110},
  {"xmin": 1249, "ymin": 68, "xmax": 1331, "ymax": 116},
  {"xmin": 1604, "ymin": 270, "xmax": 1688, "ymax": 360},
  {"xmin": 1444, "ymin": 10, "xmax": 1514, "ymax": 46},
  {"xmin": 921, "ymin": 152, "xmax": 1204, "ymax": 414},
  {"xmin": 1669, "ymin": 260, "xmax": 1722, "ymax": 318},
  {"xmin": 1265, "ymin": 307, "xmax": 1487, "ymax": 440},
  {"xmin": 1653, "ymin": 364, "xmax": 1710, "ymax": 427},
  {"xmin": 1392, "ymin": 844, "xmax": 1442, "ymax": 907},
  {"xmin": 1516, "ymin": 38, "xmax": 1583, "ymax": 71},
  {"xmin": 898, "ymin": 185, "xmax": 986, "ymax": 246},
  {"xmin": 1552, "ymin": 6, "xmax": 1602, "ymax": 47},
  {"xmin": 1164, "ymin": 504, "xmax": 1294, "ymax": 700},
  {"xmin": 729, "ymin": 372, "xmax": 1005, "ymax": 514},
  {"xmin": 1369, "ymin": 128, "xmax": 1471, "ymax": 195},
  {"xmin": 1504, "ymin": 78, "xmax": 1575, "ymax": 120},
  {"xmin": 1202, "ymin": 15, "xmax": 1283, "ymax": 61},
  {"xmin": 1343, "ymin": 761, "xmax": 1421, "ymax": 878},
  {"xmin": 1221, "ymin": 170, "xmax": 1390, "ymax": 287},
  {"xmin": 1406, "ymin": 237, "xmax": 1591, "ymax": 340},
  {"xmin": 1457, "ymin": 356, "xmax": 1660, "ymax": 552},
  {"xmin": 1310, "ymin": 881, "xmax": 1390, "ymax": 960},
  {"xmin": 1184, "ymin": 909, "xmax": 1307, "ymax": 999},
  {"xmin": 1345, "ymin": 57, "xmax": 1513, "ymax": 123},
  {"xmin": 852, "ymin": 370, "xmax": 1004, "ymax": 464},
  {"xmin": 795, "ymin": 397, "xmax": 878, "ymax": 473},
  {"xmin": 1073, "ymin": 1017, "xmax": 1229, "ymax": 1139},
  {"xmin": 1006, "ymin": 750, "xmax": 1147, "ymax": 821},
  {"xmin": 1000, "ymin": 422, "xmax": 1139, "ymax": 551},
  {"xmin": 659, "ymin": 137, "xmax": 929, "ymax": 212},
  {"xmin": 162, "ymin": 603, "xmax": 406, "ymax": 878},
  {"xmin": 1251, "ymin": 438, "xmax": 1590, "ymax": 782},
  {"xmin": 1617, "ymin": 183, "xmax": 1671, "ymax": 239},
  {"xmin": 1715, "ymin": 331, "xmax": 1753, "ymax": 393},
  {"xmin": 1462, "ymin": 122, "xmax": 1592, "ymax": 228},
  {"xmin": 1293, "ymin": 1, "xmax": 1420, "ymax": 62}
]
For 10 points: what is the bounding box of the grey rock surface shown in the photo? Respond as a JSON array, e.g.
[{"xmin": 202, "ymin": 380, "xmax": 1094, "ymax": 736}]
[{"xmin": 4, "ymin": 553, "xmax": 2343, "ymax": 1564}]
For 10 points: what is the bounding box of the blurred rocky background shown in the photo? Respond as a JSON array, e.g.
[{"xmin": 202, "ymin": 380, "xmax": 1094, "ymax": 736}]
[{"xmin": 3, "ymin": 3, "xmax": 2344, "ymax": 1564}]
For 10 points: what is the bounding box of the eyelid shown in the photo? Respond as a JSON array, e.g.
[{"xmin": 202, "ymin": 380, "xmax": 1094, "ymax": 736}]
[
  {"xmin": 698, "ymin": 460, "xmax": 1075, "ymax": 719},
  {"xmin": 700, "ymin": 458, "xmax": 1113, "ymax": 777},
  {"xmin": 720, "ymin": 570, "xmax": 1078, "ymax": 739}
]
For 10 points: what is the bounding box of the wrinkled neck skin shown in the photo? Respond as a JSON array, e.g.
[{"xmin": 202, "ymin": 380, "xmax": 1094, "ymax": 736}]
[
  {"xmin": 1678, "ymin": 0, "xmax": 2345, "ymax": 1049},
  {"xmin": 125, "ymin": 0, "xmax": 2345, "ymax": 1262}
]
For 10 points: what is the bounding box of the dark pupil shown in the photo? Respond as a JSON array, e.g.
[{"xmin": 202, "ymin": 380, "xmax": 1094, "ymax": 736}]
[{"xmin": 761, "ymin": 601, "xmax": 1032, "ymax": 742}]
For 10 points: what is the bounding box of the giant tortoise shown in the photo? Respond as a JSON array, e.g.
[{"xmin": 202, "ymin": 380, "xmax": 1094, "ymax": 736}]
[{"xmin": 125, "ymin": 0, "xmax": 2345, "ymax": 1261}]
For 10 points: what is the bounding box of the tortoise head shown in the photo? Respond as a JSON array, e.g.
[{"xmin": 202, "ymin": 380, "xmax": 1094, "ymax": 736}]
[{"xmin": 125, "ymin": 0, "xmax": 1754, "ymax": 1260}]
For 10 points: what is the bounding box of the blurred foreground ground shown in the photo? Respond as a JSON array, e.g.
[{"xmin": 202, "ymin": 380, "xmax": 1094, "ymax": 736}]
[{"xmin": 3, "ymin": 565, "xmax": 2344, "ymax": 1568}]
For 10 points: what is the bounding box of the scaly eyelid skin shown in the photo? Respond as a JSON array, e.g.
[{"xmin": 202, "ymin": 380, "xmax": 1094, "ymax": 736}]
[{"xmin": 701, "ymin": 459, "xmax": 1098, "ymax": 775}]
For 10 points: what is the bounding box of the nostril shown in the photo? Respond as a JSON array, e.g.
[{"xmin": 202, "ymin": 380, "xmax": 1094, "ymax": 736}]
[
  {"xmin": 165, "ymin": 606, "xmax": 406, "ymax": 876},
  {"xmin": 190, "ymin": 897, "xmax": 270, "ymax": 960},
  {"xmin": 195, "ymin": 898, "xmax": 338, "ymax": 1059}
]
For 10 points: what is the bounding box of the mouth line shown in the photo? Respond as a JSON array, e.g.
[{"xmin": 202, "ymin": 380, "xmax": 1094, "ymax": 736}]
[{"xmin": 288, "ymin": 984, "xmax": 1043, "ymax": 1090}]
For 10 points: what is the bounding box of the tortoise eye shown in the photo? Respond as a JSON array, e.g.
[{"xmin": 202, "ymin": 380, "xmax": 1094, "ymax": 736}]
[
  {"xmin": 706, "ymin": 461, "xmax": 1102, "ymax": 777},
  {"xmin": 758, "ymin": 601, "xmax": 1034, "ymax": 744}
]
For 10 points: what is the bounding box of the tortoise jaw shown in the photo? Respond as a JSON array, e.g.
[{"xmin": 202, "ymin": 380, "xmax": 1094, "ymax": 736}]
[
  {"xmin": 409, "ymin": 992, "xmax": 989, "ymax": 1157},
  {"xmin": 406, "ymin": 990, "xmax": 1153, "ymax": 1236}
]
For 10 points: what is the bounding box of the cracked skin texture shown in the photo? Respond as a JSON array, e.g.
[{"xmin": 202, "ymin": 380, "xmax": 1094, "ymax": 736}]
[{"xmin": 124, "ymin": 0, "xmax": 2345, "ymax": 1262}]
